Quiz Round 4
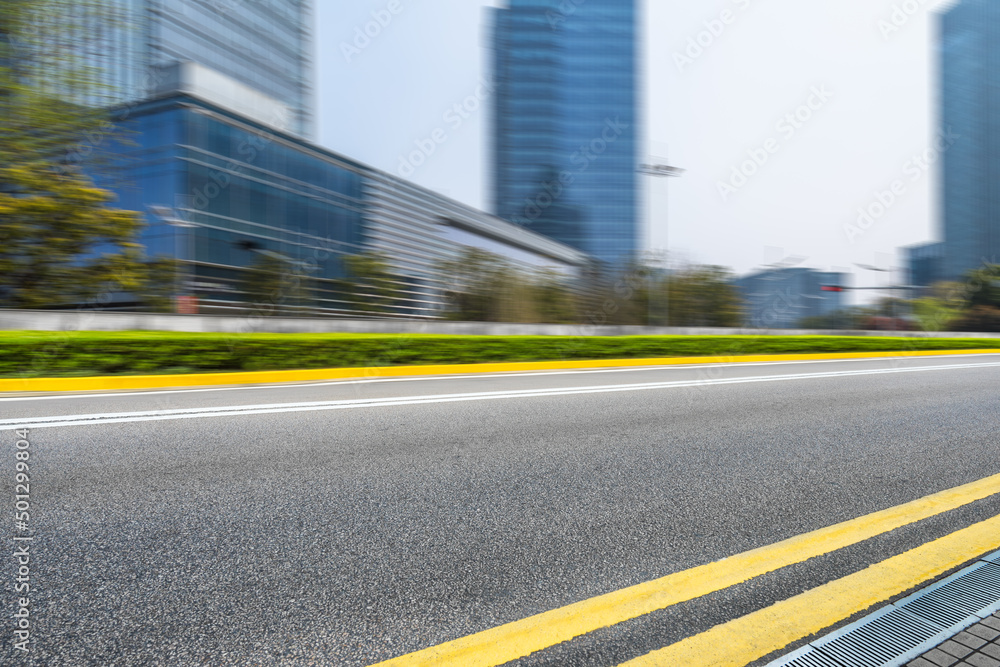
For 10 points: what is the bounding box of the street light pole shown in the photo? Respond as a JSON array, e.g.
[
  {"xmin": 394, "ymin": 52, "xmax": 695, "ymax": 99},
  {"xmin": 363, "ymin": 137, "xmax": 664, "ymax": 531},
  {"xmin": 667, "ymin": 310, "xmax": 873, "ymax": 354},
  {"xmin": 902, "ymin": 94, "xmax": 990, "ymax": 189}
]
[{"xmin": 639, "ymin": 161, "xmax": 685, "ymax": 327}]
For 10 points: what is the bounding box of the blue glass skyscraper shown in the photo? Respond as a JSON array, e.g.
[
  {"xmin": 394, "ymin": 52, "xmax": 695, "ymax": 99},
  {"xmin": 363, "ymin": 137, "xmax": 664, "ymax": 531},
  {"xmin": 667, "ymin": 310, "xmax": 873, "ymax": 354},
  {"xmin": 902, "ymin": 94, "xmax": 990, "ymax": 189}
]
[
  {"xmin": 490, "ymin": 0, "xmax": 641, "ymax": 266},
  {"xmin": 75, "ymin": 0, "xmax": 314, "ymax": 138},
  {"xmin": 940, "ymin": 0, "xmax": 1000, "ymax": 281}
]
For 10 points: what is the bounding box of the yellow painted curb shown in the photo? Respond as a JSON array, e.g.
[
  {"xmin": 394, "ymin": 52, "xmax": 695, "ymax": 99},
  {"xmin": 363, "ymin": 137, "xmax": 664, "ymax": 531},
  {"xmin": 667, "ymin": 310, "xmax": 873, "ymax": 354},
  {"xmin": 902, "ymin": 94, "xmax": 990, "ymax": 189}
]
[
  {"xmin": 620, "ymin": 513, "xmax": 1000, "ymax": 667},
  {"xmin": 367, "ymin": 471, "xmax": 1000, "ymax": 667},
  {"xmin": 0, "ymin": 349, "xmax": 997, "ymax": 394}
]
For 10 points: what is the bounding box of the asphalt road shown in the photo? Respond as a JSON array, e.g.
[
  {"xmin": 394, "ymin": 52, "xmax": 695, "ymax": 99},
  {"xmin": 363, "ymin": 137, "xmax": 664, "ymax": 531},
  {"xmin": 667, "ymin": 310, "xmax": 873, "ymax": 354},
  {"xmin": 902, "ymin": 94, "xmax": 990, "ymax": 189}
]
[{"xmin": 2, "ymin": 353, "xmax": 1000, "ymax": 666}]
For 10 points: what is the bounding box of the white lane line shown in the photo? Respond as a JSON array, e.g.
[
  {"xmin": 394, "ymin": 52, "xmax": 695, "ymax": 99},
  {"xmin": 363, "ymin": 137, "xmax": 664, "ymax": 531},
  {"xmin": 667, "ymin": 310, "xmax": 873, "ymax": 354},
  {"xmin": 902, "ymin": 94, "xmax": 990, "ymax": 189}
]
[
  {"xmin": 2, "ymin": 354, "xmax": 998, "ymax": 403},
  {"xmin": 2, "ymin": 361, "xmax": 998, "ymax": 429}
]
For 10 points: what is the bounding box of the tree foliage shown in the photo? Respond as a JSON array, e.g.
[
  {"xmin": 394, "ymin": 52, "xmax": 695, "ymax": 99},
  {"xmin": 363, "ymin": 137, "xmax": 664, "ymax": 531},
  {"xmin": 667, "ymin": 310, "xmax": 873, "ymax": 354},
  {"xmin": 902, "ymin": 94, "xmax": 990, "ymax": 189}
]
[
  {"xmin": 240, "ymin": 254, "xmax": 313, "ymax": 315},
  {"xmin": 437, "ymin": 248, "xmax": 582, "ymax": 323},
  {"xmin": 951, "ymin": 265, "xmax": 1000, "ymax": 332},
  {"xmin": 0, "ymin": 163, "xmax": 146, "ymax": 308},
  {"xmin": 911, "ymin": 282, "xmax": 966, "ymax": 332},
  {"xmin": 665, "ymin": 265, "xmax": 743, "ymax": 327},
  {"xmin": 344, "ymin": 252, "xmax": 399, "ymax": 314},
  {"xmin": 530, "ymin": 269, "xmax": 578, "ymax": 324},
  {"xmin": 0, "ymin": 0, "xmax": 152, "ymax": 309},
  {"xmin": 438, "ymin": 248, "xmax": 514, "ymax": 322},
  {"xmin": 436, "ymin": 249, "xmax": 746, "ymax": 327}
]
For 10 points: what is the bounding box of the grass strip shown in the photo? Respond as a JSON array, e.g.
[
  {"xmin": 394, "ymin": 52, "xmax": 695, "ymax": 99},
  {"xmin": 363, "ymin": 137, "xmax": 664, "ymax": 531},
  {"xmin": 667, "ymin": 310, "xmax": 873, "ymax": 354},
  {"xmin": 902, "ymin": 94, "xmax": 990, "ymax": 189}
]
[{"xmin": 1, "ymin": 331, "xmax": 999, "ymax": 378}]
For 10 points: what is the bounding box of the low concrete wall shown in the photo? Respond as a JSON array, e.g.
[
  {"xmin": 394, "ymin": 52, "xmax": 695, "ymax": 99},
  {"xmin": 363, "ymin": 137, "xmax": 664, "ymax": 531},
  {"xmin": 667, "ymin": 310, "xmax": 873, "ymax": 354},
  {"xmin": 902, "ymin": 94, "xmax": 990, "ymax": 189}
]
[{"xmin": 1, "ymin": 310, "xmax": 998, "ymax": 338}]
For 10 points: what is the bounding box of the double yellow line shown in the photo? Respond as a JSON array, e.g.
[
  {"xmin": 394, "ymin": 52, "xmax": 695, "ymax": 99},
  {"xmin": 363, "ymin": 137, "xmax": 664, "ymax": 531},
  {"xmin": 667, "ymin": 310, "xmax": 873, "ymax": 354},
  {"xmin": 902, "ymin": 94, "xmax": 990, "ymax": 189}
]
[{"xmin": 371, "ymin": 473, "xmax": 1000, "ymax": 667}]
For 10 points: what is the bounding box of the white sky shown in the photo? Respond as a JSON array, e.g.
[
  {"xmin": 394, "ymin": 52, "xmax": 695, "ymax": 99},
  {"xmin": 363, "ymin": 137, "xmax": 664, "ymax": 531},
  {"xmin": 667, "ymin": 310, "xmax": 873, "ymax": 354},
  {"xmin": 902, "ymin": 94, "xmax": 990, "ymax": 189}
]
[{"xmin": 316, "ymin": 0, "xmax": 957, "ymax": 290}]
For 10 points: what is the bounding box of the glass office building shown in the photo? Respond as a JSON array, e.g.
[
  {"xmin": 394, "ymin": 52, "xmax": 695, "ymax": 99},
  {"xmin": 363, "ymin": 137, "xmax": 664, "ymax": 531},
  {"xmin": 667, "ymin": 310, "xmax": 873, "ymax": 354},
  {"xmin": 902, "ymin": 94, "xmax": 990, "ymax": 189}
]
[
  {"xmin": 735, "ymin": 269, "xmax": 847, "ymax": 329},
  {"xmin": 939, "ymin": 0, "xmax": 1000, "ymax": 281},
  {"xmin": 906, "ymin": 242, "xmax": 945, "ymax": 290},
  {"xmin": 102, "ymin": 64, "xmax": 587, "ymax": 317},
  {"xmin": 71, "ymin": 0, "xmax": 313, "ymax": 138},
  {"xmin": 109, "ymin": 86, "xmax": 365, "ymax": 314},
  {"xmin": 490, "ymin": 0, "xmax": 641, "ymax": 266}
]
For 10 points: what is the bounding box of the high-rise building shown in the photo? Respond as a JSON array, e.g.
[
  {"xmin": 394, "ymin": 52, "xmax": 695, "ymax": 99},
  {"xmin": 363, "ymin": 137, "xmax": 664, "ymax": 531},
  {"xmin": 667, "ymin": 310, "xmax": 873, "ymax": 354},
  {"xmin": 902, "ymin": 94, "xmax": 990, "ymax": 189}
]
[
  {"xmin": 735, "ymin": 268, "xmax": 848, "ymax": 329},
  {"xmin": 939, "ymin": 0, "xmax": 1000, "ymax": 282},
  {"xmin": 83, "ymin": 0, "xmax": 314, "ymax": 138},
  {"xmin": 490, "ymin": 0, "xmax": 641, "ymax": 266}
]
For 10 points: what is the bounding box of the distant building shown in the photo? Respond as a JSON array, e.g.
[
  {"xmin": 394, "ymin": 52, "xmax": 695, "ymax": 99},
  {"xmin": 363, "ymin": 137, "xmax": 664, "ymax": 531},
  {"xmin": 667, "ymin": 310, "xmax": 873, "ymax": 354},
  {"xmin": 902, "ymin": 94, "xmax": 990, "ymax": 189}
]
[
  {"xmin": 105, "ymin": 63, "xmax": 588, "ymax": 317},
  {"xmin": 735, "ymin": 269, "xmax": 848, "ymax": 329},
  {"xmin": 938, "ymin": 0, "xmax": 1000, "ymax": 281},
  {"xmin": 490, "ymin": 0, "xmax": 641, "ymax": 266},
  {"xmin": 905, "ymin": 242, "xmax": 945, "ymax": 290}
]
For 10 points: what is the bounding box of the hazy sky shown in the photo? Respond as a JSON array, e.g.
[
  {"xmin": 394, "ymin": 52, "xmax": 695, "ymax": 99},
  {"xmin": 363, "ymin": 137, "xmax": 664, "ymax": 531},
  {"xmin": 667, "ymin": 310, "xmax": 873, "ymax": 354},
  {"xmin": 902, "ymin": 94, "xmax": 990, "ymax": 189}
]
[{"xmin": 317, "ymin": 0, "xmax": 957, "ymax": 289}]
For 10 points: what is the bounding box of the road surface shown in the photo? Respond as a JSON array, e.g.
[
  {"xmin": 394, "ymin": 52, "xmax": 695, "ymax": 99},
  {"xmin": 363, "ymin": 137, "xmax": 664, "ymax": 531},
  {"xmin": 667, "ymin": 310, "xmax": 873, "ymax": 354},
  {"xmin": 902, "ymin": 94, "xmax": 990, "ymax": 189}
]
[{"xmin": 2, "ymin": 353, "xmax": 1000, "ymax": 666}]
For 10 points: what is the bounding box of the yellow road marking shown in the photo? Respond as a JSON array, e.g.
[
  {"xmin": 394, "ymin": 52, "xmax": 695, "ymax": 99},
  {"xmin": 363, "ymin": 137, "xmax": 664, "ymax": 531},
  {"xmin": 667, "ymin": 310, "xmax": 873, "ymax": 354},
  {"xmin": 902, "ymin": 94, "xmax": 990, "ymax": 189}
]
[
  {"xmin": 368, "ymin": 472, "xmax": 1000, "ymax": 667},
  {"xmin": 2, "ymin": 349, "xmax": 997, "ymax": 393},
  {"xmin": 620, "ymin": 513, "xmax": 1000, "ymax": 667}
]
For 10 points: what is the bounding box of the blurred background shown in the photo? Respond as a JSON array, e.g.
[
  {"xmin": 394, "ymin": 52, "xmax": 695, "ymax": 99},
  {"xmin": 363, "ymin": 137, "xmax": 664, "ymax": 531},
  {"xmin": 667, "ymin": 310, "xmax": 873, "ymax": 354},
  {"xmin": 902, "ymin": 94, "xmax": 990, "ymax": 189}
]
[{"xmin": 2, "ymin": 0, "xmax": 999, "ymax": 332}]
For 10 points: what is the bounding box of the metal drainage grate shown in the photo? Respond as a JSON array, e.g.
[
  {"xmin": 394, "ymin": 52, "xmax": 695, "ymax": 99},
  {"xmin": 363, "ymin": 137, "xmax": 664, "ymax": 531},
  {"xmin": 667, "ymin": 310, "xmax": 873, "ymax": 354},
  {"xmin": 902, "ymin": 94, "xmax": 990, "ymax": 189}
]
[
  {"xmin": 767, "ymin": 645, "xmax": 842, "ymax": 667},
  {"xmin": 811, "ymin": 606, "xmax": 941, "ymax": 667},
  {"xmin": 897, "ymin": 561, "xmax": 1000, "ymax": 627},
  {"xmin": 765, "ymin": 553, "xmax": 1000, "ymax": 667}
]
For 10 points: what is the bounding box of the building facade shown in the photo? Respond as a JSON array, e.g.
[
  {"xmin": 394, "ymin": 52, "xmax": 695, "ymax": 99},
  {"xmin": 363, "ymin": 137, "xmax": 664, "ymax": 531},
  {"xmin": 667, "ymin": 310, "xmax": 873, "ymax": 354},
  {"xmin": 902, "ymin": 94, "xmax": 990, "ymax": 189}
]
[
  {"xmin": 906, "ymin": 242, "xmax": 945, "ymax": 290},
  {"xmin": 939, "ymin": 0, "xmax": 1000, "ymax": 282},
  {"xmin": 490, "ymin": 0, "xmax": 641, "ymax": 266},
  {"xmin": 77, "ymin": 0, "xmax": 314, "ymax": 138},
  {"xmin": 106, "ymin": 64, "xmax": 588, "ymax": 317},
  {"xmin": 735, "ymin": 269, "xmax": 848, "ymax": 329}
]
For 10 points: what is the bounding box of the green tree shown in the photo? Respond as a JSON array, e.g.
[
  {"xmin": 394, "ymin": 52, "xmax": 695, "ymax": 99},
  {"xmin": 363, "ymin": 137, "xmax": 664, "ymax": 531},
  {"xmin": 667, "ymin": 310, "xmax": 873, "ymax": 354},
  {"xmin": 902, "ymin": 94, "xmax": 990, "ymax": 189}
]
[
  {"xmin": 576, "ymin": 262, "xmax": 654, "ymax": 327},
  {"xmin": 135, "ymin": 256, "xmax": 179, "ymax": 313},
  {"xmin": 0, "ymin": 163, "xmax": 146, "ymax": 308},
  {"xmin": 494, "ymin": 263, "xmax": 539, "ymax": 323},
  {"xmin": 344, "ymin": 252, "xmax": 399, "ymax": 314},
  {"xmin": 666, "ymin": 265, "xmax": 743, "ymax": 327},
  {"xmin": 965, "ymin": 264, "xmax": 1000, "ymax": 309},
  {"xmin": 530, "ymin": 269, "xmax": 578, "ymax": 324},
  {"xmin": 912, "ymin": 282, "xmax": 966, "ymax": 332},
  {"xmin": 952, "ymin": 265, "xmax": 1000, "ymax": 332},
  {"xmin": 438, "ymin": 247, "xmax": 540, "ymax": 322},
  {"xmin": 0, "ymin": 0, "xmax": 149, "ymax": 309},
  {"xmin": 240, "ymin": 254, "xmax": 313, "ymax": 316}
]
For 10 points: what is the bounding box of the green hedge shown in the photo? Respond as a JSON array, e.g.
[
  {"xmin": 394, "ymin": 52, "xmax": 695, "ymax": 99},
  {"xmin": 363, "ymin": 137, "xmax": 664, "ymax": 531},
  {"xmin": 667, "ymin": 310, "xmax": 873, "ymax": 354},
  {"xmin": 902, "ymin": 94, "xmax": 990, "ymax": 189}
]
[{"xmin": 1, "ymin": 331, "xmax": 999, "ymax": 378}]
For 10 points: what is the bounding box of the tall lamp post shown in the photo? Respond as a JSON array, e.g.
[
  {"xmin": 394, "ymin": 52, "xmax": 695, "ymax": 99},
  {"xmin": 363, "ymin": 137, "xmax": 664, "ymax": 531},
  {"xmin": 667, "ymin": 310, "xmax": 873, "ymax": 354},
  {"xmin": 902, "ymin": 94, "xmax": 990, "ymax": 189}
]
[
  {"xmin": 149, "ymin": 205, "xmax": 196, "ymax": 314},
  {"xmin": 639, "ymin": 161, "xmax": 685, "ymax": 326}
]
